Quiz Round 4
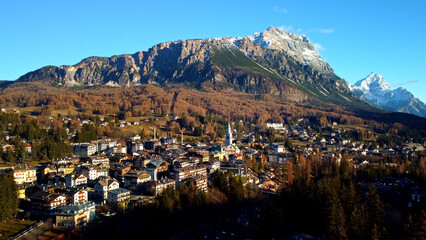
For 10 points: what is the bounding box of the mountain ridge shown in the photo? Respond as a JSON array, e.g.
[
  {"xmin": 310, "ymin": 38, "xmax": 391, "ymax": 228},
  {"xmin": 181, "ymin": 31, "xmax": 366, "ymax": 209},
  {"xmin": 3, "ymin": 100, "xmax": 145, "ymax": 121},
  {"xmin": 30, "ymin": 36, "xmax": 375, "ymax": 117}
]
[{"xmin": 16, "ymin": 26, "xmax": 360, "ymax": 107}]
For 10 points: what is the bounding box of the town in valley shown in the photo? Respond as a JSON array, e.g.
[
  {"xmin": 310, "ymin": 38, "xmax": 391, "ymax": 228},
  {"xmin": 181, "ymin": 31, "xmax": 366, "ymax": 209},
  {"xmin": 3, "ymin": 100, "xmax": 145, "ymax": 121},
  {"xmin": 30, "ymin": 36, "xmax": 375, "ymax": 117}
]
[{"xmin": 0, "ymin": 107, "xmax": 424, "ymax": 239}]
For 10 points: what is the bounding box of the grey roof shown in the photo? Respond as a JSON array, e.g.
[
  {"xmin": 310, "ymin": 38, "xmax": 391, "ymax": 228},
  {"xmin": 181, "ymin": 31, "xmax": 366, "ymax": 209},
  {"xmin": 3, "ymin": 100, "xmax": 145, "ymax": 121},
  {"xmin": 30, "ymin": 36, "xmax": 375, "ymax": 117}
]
[
  {"xmin": 108, "ymin": 188, "xmax": 131, "ymax": 195},
  {"xmin": 55, "ymin": 201, "xmax": 96, "ymax": 216},
  {"xmin": 147, "ymin": 160, "xmax": 164, "ymax": 167}
]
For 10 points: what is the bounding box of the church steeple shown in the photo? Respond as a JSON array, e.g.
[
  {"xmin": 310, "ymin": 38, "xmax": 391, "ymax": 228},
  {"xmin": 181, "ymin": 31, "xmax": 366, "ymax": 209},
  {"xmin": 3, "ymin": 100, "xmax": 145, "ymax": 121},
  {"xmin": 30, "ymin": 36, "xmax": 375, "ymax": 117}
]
[{"xmin": 225, "ymin": 122, "xmax": 232, "ymax": 146}]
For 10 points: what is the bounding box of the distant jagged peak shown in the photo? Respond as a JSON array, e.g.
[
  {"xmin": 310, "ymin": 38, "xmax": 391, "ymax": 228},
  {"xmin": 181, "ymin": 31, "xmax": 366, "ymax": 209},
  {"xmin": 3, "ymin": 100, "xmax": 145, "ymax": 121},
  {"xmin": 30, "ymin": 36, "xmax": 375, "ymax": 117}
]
[
  {"xmin": 354, "ymin": 72, "xmax": 391, "ymax": 92},
  {"xmin": 350, "ymin": 72, "xmax": 426, "ymax": 117}
]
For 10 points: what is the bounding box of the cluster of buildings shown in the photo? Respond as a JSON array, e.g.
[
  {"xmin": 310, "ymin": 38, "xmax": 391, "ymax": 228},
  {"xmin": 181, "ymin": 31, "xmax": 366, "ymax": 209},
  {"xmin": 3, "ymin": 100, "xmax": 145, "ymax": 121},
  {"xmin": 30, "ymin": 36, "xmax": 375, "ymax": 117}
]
[
  {"xmin": 6, "ymin": 124, "xmax": 249, "ymax": 229},
  {"xmin": 3, "ymin": 118, "xmax": 425, "ymax": 230}
]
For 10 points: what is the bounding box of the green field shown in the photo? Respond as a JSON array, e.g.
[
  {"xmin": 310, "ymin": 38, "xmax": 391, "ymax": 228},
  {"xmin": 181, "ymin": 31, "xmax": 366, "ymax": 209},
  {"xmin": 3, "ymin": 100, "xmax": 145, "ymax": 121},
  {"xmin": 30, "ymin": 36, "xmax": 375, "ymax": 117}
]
[
  {"xmin": 0, "ymin": 159, "xmax": 49, "ymax": 168},
  {"xmin": 5, "ymin": 106, "xmax": 80, "ymax": 117},
  {"xmin": 0, "ymin": 219, "xmax": 34, "ymax": 239},
  {"xmin": 292, "ymin": 139, "xmax": 309, "ymax": 147},
  {"xmin": 50, "ymin": 107, "xmax": 80, "ymax": 116}
]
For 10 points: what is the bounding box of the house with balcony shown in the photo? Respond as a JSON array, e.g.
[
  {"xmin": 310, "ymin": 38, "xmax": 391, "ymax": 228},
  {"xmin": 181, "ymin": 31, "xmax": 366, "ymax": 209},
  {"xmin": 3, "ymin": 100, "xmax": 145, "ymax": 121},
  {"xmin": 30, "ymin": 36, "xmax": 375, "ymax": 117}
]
[
  {"xmin": 107, "ymin": 188, "xmax": 131, "ymax": 203},
  {"xmin": 61, "ymin": 188, "xmax": 88, "ymax": 204},
  {"xmin": 55, "ymin": 201, "xmax": 96, "ymax": 229},
  {"xmin": 144, "ymin": 160, "xmax": 169, "ymax": 180},
  {"xmin": 30, "ymin": 191, "xmax": 68, "ymax": 216},
  {"xmin": 123, "ymin": 170, "xmax": 152, "ymax": 190},
  {"xmin": 65, "ymin": 172, "xmax": 87, "ymax": 188},
  {"xmin": 13, "ymin": 166, "xmax": 37, "ymax": 185},
  {"xmin": 94, "ymin": 177, "xmax": 119, "ymax": 200},
  {"xmin": 146, "ymin": 178, "xmax": 176, "ymax": 196}
]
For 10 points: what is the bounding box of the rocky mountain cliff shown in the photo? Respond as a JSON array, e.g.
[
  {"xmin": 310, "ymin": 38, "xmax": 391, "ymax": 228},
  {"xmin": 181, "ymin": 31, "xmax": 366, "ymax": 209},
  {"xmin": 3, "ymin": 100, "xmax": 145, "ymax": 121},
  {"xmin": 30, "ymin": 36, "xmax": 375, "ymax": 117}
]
[
  {"xmin": 350, "ymin": 73, "xmax": 426, "ymax": 117},
  {"xmin": 17, "ymin": 26, "xmax": 359, "ymax": 105}
]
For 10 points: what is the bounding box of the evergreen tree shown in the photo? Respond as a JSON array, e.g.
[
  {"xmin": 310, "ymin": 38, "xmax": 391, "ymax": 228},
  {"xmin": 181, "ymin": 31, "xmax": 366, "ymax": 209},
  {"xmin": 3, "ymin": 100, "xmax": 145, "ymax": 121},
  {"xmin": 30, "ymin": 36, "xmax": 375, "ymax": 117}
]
[
  {"xmin": 159, "ymin": 191, "xmax": 173, "ymax": 213},
  {"xmin": 286, "ymin": 161, "xmax": 294, "ymax": 186},
  {"xmin": 366, "ymin": 184, "xmax": 387, "ymax": 239},
  {"xmin": 140, "ymin": 128, "xmax": 146, "ymax": 139},
  {"xmin": 4, "ymin": 149, "xmax": 15, "ymax": 163},
  {"xmin": 348, "ymin": 204, "xmax": 368, "ymax": 240},
  {"xmin": 76, "ymin": 124, "xmax": 98, "ymax": 142},
  {"xmin": 212, "ymin": 171, "xmax": 228, "ymax": 194},
  {"xmin": 285, "ymin": 137, "xmax": 292, "ymax": 148},
  {"xmin": 0, "ymin": 174, "xmax": 18, "ymax": 220},
  {"xmin": 228, "ymin": 175, "xmax": 244, "ymax": 202},
  {"xmin": 403, "ymin": 211, "xmax": 426, "ymax": 240},
  {"xmin": 11, "ymin": 136, "xmax": 26, "ymax": 163},
  {"xmin": 324, "ymin": 189, "xmax": 347, "ymax": 240}
]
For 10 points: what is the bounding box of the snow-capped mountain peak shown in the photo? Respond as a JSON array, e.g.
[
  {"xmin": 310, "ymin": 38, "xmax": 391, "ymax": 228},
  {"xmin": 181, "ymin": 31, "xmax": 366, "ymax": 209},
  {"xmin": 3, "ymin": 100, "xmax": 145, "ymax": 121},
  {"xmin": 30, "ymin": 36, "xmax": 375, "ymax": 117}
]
[
  {"xmin": 350, "ymin": 73, "xmax": 426, "ymax": 117},
  {"xmin": 246, "ymin": 26, "xmax": 330, "ymax": 73},
  {"xmin": 354, "ymin": 72, "xmax": 390, "ymax": 92}
]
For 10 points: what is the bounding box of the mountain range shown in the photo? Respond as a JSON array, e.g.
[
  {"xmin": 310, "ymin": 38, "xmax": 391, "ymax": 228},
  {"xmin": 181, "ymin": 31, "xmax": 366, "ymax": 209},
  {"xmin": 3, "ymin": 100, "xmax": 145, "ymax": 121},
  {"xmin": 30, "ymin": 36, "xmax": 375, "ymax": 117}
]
[
  {"xmin": 3, "ymin": 26, "xmax": 425, "ymax": 125},
  {"xmin": 350, "ymin": 73, "xmax": 426, "ymax": 117},
  {"xmin": 16, "ymin": 26, "xmax": 360, "ymax": 105}
]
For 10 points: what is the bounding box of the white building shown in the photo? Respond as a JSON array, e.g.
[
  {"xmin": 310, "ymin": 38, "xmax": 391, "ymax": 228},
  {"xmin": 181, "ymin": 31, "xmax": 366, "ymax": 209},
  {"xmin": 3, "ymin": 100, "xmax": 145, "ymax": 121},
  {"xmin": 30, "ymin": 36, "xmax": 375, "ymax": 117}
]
[
  {"xmin": 113, "ymin": 145, "xmax": 127, "ymax": 154},
  {"xmin": 147, "ymin": 178, "xmax": 176, "ymax": 196},
  {"xmin": 173, "ymin": 166, "xmax": 207, "ymax": 182},
  {"xmin": 272, "ymin": 144, "xmax": 284, "ymax": 153},
  {"xmin": 123, "ymin": 170, "xmax": 152, "ymax": 190},
  {"xmin": 131, "ymin": 142, "xmax": 144, "ymax": 152},
  {"xmin": 13, "ymin": 166, "xmax": 37, "ymax": 185},
  {"xmin": 62, "ymin": 188, "xmax": 88, "ymax": 205},
  {"xmin": 107, "ymin": 188, "xmax": 131, "ymax": 203},
  {"xmin": 130, "ymin": 134, "xmax": 141, "ymax": 141},
  {"xmin": 94, "ymin": 177, "xmax": 120, "ymax": 200},
  {"xmin": 97, "ymin": 140, "xmax": 117, "ymax": 152},
  {"xmin": 55, "ymin": 201, "xmax": 96, "ymax": 229},
  {"xmin": 89, "ymin": 157, "xmax": 110, "ymax": 166},
  {"xmin": 205, "ymin": 160, "xmax": 220, "ymax": 173},
  {"xmin": 81, "ymin": 166, "xmax": 108, "ymax": 181},
  {"xmin": 65, "ymin": 173, "xmax": 87, "ymax": 188},
  {"xmin": 189, "ymin": 175, "xmax": 208, "ymax": 192},
  {"xmin": 73, "ymin": 143, "xmax": 97, "ymax": 157},
  {"xmin": 267, "ymin": 122, "xmax": 285, "ymax": 130}
]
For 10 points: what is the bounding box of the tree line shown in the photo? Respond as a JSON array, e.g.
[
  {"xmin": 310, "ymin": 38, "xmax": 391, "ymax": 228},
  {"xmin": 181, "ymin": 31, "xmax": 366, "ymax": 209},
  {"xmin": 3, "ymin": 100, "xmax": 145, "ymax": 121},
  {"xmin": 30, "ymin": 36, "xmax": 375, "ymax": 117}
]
[
  {"xmin": 0, "ymin": 113, "xmax": 72, "ymax": 162},
  {"xmin": 258, "ymin": 151, "xmax": 426, "ymax": 239}
]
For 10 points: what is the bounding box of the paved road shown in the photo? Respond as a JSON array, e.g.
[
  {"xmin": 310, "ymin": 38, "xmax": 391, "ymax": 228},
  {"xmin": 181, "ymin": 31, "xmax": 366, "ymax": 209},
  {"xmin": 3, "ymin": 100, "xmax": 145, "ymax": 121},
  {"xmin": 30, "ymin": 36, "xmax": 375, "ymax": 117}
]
[{"xmin": 12, "ymin": 219, "xmax": 52, "ymax": 240}]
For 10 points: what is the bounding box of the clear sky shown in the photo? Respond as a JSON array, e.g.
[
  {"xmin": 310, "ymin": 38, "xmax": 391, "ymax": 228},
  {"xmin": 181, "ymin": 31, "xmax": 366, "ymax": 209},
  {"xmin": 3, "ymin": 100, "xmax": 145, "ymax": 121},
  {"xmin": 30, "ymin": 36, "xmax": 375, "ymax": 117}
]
[{"xmin": 1, "ymin": 0, "xmax": 425, "ymax": 102}]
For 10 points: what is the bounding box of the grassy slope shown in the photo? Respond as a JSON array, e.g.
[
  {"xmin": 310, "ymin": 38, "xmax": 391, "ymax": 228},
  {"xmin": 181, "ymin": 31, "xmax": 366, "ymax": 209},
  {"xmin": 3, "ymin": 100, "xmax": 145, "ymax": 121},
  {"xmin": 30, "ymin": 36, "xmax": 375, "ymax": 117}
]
[
  {"xmin": 0, "ymin": 219, "xmax": 34, "ymax": 239},
  {"xmin": 211, "ymin": 46, "xmax": 282, "ymax": 79},
  {"xmin": 211, "ymin": 46, "xmax": 387, "ymax": 113}
]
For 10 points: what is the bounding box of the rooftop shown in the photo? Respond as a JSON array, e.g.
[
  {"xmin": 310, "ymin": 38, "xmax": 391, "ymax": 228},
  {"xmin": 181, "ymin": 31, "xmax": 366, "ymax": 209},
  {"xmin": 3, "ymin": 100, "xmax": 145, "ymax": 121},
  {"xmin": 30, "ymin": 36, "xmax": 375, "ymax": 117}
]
[
  {"xmin": 108, "ymin": 188, "xmax": 131, "ymax": 195},
  {"xmin": 55, "ymin": 201, "xmax": 96, "ymax": 216}
]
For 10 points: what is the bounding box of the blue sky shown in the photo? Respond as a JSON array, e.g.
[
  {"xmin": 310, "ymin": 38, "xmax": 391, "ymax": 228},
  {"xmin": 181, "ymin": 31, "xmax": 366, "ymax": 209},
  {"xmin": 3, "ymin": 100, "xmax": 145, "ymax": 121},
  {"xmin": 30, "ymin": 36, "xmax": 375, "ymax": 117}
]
[{"xmin": 1, "ymin": 0, "xmax": 425, "ymax": 102}]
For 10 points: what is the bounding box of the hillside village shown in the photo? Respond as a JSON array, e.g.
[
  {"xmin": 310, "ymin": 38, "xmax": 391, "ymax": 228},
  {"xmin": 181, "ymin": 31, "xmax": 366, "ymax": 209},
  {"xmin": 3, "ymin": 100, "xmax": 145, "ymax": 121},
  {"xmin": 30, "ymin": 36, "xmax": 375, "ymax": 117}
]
[{"xmin": 0, "ymin": 109, "xmax": 424, "ymax": 238}]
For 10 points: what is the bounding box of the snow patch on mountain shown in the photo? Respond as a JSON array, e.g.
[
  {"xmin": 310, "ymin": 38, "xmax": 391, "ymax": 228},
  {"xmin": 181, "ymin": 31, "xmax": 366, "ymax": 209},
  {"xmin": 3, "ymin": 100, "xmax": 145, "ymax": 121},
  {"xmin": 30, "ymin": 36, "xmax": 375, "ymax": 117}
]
[{"xmin": 247, "ymin": 26, "xmax": 327, "ymax": 71}]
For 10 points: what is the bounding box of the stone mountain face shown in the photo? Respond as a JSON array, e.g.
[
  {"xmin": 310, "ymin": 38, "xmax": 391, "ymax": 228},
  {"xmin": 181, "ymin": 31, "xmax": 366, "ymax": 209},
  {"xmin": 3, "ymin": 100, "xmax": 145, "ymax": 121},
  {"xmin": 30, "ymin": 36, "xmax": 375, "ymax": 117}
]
[
  {"xmin": 19, "ymin": 40, "xmax": 214, "ymax": 87},
  {"xmin": 17, "ymin": 26, "xmax": 357, "ymax": 104},
  {"xmin": 350, "ymin": 73, "xmax": 426, "ymax": 117},
  {"xmin": 248, "ymin": 26, "xmax": 333, "ymax": 74}
]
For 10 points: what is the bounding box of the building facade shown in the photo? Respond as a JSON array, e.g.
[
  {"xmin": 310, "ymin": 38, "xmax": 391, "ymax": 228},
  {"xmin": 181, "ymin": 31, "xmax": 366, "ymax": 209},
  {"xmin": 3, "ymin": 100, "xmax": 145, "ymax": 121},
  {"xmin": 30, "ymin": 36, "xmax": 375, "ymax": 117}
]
[
  {"xmin": 55, "ymin": 201, "xmax": 96, "ymax": 229},
  {"xmin": 13, "ymin": 166, "xmax": 37, "ymax": 185}
]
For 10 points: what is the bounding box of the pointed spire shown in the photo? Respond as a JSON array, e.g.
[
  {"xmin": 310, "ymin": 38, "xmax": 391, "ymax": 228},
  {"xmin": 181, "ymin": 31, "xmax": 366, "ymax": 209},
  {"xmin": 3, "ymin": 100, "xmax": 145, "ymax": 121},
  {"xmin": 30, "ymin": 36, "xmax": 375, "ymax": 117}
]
[{"xmin": 225, "ymin": 122, "xmax": 232, "ymax": 146}]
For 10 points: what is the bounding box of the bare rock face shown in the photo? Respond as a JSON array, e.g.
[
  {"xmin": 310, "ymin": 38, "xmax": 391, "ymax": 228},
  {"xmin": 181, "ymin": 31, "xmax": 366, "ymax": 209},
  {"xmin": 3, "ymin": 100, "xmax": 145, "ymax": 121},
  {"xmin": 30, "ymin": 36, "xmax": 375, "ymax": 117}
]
[
  {"xmin": 248, "ymin": 26, "xmax": 332, "ymax": 73},
  {"xmin": 17, "ymin": 26, "xmax": 357, "ymax": 104}
]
